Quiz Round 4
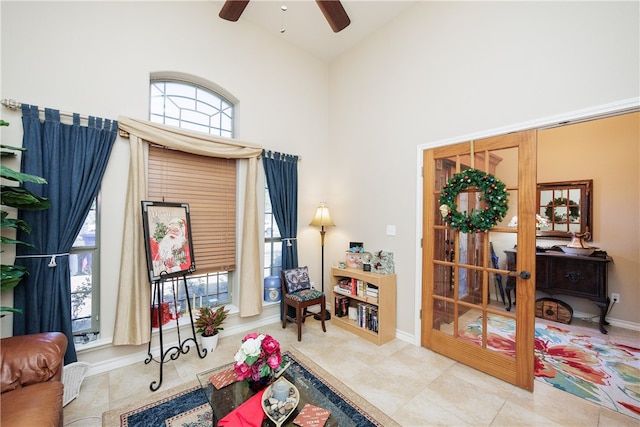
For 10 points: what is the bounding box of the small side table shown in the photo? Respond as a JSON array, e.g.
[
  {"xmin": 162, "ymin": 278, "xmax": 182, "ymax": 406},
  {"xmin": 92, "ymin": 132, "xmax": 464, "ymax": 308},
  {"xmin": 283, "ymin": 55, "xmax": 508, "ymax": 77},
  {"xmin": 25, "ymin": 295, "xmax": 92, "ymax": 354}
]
[{"xmin": 504, "ymin": 248, "xmax": 612, "ymax": 333}]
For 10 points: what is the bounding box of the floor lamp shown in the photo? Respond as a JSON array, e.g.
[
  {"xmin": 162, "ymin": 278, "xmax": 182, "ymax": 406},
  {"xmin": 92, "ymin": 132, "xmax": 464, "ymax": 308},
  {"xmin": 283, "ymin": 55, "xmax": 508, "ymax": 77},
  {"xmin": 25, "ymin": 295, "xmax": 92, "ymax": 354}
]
[{"xmin": 310, "ymin": 202, "xmax": 335, "ymax": 320}]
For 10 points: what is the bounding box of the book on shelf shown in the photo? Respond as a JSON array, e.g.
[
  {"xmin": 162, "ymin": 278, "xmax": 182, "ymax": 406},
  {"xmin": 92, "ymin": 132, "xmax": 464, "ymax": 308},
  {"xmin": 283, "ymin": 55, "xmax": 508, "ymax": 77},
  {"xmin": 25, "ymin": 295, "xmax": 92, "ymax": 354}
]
[
  {"xmin": 333, "ymin": 285, "xmax": 352, "ymax": 296},
  {"xmin": 334, "ymin": 285, "xmax": 378, "ymax": 303},
  {"xmin": 356, "ymin": 279, "xmax": 365, "ymax": 297},
  {"xmin": 366, "ymin": 283, "xmax": 378, "ymax": 295},
  {"xmin": 334, "ymin": 295, "xmax": 349, "ymax": 317},
  {"xmin": 337, "ymin": 278, "xmax": 351, "ymax": 287},
  {"xmin": 335, "ymin": 278, "xmax": 352, "ymax": 294},
  {"xmin": 356, "ymin": 302, "xmax": 379, "ymax": 333},
  {"xmin": 364, "ymin": 283, "xmax": 378, "ymax": 303}
]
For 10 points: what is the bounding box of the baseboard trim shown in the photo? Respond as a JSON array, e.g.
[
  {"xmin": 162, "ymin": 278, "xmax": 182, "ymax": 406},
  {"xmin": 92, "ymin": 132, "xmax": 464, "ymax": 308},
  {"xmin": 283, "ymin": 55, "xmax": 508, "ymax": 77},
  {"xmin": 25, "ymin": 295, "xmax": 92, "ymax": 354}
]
[
  {"xmin": 394, "ymin": 328, "xmax": 414, "ymax": 344},
  {"xmin": 573, "ymin": 310, "xmax": 640, "ymax": 332}
]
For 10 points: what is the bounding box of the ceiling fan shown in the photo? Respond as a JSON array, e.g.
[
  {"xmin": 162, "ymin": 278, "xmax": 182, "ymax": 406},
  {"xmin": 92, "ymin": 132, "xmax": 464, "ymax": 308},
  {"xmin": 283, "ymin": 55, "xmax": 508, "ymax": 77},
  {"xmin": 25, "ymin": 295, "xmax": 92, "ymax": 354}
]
[{"xmin": 219, "ymin": 0, "xmax": 351, "ymax": 33}]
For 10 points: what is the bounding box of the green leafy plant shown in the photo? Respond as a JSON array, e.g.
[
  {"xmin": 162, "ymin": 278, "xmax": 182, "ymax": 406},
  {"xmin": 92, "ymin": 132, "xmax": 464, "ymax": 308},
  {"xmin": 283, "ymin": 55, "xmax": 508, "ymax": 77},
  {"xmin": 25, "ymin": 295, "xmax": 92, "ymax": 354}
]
[
  {"xmin": 1, "ymin": 119, "xmax": 51, "ymax": 314},
  {"xmin": 194, "ymin": 305, "xmax": 229, "ymax": 337}
]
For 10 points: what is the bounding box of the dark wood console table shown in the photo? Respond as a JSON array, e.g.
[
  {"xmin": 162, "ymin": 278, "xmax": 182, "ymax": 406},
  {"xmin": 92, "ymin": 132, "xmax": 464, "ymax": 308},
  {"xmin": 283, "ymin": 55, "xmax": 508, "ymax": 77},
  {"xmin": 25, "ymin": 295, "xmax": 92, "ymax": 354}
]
[{"xmin": 504, "ymin": 249, "xmax": 613, "ymax": 334}]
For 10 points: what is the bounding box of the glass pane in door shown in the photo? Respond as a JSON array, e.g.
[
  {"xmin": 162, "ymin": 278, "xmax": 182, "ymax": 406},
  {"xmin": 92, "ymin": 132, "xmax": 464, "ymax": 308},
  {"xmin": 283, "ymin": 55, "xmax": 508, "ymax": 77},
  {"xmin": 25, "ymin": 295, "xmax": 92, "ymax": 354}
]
[{"xmin": 427, "ymin": 144, "xmax": 528, "ymax": 361}]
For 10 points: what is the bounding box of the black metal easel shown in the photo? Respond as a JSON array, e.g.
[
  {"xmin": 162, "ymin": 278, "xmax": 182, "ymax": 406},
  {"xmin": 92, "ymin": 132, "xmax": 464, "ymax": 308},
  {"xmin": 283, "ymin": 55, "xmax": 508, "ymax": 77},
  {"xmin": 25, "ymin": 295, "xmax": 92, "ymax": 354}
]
[{"xmin": 145, "ymin": 273, "xmax": 206, "ymax": 391}]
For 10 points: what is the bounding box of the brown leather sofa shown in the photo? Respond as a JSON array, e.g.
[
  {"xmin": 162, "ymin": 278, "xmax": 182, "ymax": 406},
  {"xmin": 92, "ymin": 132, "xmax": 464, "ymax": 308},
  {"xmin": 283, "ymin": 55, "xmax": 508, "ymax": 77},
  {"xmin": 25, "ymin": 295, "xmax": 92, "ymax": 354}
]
[{"xmin": 1, "ymin": 332, "xmax": 67, "ymax": 427}]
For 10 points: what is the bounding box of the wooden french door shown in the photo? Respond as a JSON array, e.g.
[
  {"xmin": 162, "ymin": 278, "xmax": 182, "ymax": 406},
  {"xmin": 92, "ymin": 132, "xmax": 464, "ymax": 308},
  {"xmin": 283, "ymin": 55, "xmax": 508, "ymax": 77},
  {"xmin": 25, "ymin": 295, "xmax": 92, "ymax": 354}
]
[{"xmin": 421, "ymin": 130, "xmax": 537, "ymax": 390}]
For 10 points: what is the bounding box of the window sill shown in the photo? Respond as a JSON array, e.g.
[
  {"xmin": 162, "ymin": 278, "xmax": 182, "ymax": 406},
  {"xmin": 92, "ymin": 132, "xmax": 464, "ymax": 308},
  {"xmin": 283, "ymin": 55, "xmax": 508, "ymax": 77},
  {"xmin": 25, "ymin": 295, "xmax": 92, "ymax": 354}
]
[
  {"xmin": 75, "ymin": 336, "xmax": 112, "ymax": 352},
  {"xmin": 75, "ymin": 302, "xmax": 287, "ymax": 354}
]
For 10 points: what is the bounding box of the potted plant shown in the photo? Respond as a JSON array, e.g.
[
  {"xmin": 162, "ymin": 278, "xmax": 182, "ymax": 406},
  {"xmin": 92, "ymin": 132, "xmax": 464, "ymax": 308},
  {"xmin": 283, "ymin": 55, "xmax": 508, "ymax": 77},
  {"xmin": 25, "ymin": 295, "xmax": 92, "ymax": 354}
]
[
  {"xmin": 1, "ymin": 120, "xmax": 50, "ymax": 315},
  {"xmin": 194, "ymin": 305, "xmax": 229, "ymax": 353}
]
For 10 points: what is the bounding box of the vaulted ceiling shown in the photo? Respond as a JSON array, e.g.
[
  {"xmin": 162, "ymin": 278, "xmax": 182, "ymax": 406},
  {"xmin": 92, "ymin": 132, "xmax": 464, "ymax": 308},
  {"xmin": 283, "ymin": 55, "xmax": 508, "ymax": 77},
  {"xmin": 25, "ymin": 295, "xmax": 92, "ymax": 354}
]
[{"xmin": 214, "ymin": 1, "xmax": 417, "ymax": 62}]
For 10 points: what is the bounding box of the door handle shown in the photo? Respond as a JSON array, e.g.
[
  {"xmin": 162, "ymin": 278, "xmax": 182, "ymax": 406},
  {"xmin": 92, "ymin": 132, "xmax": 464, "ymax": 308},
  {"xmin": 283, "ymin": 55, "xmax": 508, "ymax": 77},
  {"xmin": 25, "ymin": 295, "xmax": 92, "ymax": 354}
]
[{"xmin": 508, "ymin": 270, "xmax": 531, "ymax": 280}]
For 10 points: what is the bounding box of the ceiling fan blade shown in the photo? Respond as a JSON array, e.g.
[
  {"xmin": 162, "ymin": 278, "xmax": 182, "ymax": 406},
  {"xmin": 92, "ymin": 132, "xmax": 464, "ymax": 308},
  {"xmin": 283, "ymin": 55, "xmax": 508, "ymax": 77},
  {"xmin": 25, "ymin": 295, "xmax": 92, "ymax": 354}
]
[
  {"xmin": 219, "ymin": 0, "xmax": 250, "ymax": 22},
  {"xmin": 316, "ymin": 0, "xmax": 351, "ymax": 33}
]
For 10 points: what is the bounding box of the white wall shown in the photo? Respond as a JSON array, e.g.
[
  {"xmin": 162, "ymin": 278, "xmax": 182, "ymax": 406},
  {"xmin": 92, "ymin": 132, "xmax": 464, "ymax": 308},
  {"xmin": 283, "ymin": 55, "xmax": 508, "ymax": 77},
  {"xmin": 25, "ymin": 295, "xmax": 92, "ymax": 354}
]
[
  {"xmin": 0, "ymin": 2, "xmax": 331, "ymax": 357},
  {"xmin": 327, "ymin": 1, "xmax": 639, "ymax": 336},
  {"xmin": 1, "ymin": 1, "xmax": 638, "ymax": 365}
]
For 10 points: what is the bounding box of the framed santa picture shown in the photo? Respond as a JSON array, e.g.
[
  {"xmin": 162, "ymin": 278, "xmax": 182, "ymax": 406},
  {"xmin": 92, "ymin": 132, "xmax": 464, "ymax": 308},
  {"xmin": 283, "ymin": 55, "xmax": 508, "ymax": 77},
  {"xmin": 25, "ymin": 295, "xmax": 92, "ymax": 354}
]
[{"xmin": 141, "ymin": 201, "xmax": 196, "ymax": 282}]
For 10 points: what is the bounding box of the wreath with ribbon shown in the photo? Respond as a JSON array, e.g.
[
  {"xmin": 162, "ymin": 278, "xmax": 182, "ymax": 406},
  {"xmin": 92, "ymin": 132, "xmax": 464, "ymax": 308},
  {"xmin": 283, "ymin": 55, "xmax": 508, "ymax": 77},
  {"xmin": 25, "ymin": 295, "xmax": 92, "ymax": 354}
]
[{"xmin": 438, "ymin": 169, "xmax": 509, "ymax": 233}]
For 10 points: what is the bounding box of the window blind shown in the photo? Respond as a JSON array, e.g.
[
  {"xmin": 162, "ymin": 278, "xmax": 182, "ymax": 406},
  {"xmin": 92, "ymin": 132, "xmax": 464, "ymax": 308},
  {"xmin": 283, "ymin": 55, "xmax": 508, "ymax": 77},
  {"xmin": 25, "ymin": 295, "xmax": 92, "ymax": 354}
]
[{"xmin": 148, "ymin": 145, "xmax": 236, "ymax": 273}]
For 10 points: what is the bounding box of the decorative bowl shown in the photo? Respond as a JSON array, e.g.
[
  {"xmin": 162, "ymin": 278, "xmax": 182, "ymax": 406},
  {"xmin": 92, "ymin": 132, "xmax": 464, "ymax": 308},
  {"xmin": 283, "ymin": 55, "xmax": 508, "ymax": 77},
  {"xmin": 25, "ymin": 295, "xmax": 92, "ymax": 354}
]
[
  {"xmin": 560, "ymin": 245, "xmax": 597, "ymax": 256},
  {"xmin": 261, "ymin": 377, "xmax": 299, "ymax": 427}
]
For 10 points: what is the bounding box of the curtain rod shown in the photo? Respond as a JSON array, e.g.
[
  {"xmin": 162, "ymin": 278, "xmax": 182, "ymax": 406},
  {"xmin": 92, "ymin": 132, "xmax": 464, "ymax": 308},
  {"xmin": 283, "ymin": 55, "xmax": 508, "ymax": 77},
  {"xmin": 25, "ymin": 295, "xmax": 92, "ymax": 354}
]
[
  {"xmin": 262, "ymin": 149, "xmax": 302, "ymax": 162},
  {"xmin": 2, "ymin": 98, "xmax": 123, "ymax": 136},
  {"xmin": 2, "ymin": 99, "xmax": 303, "ymax": 151},
  {"xmin": 1, "ymin": 98, "xmax": 93, "ymax": 122}
]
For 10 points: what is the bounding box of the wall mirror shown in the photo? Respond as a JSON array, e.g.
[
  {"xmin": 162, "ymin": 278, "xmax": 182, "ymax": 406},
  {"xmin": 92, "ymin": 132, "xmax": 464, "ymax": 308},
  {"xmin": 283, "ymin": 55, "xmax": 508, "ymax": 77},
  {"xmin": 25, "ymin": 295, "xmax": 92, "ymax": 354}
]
[{"xmin": 537, "ymin": 180, "xmax": 593, "ymax": 241}]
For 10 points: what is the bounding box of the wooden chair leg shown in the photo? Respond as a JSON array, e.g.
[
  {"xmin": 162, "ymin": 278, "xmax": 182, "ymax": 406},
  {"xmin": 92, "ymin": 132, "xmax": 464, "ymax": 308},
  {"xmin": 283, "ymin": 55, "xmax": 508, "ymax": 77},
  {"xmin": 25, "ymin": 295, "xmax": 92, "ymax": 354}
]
[
  {"xmin": 282, "ymin": 303, "xmax": 287, "ymax": 329},
  {"xmin": 296, "ymin": 307, "xmax": 303, "ymax": 341},
  {"xmin": 320, "ymin": 297, "xmax": 327, "ymax": 333}
]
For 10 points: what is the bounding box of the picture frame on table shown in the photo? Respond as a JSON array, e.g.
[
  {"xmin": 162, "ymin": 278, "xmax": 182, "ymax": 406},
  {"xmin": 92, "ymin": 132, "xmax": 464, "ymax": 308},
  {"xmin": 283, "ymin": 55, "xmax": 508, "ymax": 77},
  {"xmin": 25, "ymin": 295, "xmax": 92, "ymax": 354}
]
[{"xmin": 141, "ymin": 201, "xmax": 196, "ymax": 282}]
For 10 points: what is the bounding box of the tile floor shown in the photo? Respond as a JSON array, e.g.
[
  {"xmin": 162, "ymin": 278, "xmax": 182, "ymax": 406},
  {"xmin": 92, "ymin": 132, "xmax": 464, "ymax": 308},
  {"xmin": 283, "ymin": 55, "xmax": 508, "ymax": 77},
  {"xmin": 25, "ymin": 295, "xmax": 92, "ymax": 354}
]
[{"xmin": 64, "ymin": 318, "xmax": 639, "ymax": 427}]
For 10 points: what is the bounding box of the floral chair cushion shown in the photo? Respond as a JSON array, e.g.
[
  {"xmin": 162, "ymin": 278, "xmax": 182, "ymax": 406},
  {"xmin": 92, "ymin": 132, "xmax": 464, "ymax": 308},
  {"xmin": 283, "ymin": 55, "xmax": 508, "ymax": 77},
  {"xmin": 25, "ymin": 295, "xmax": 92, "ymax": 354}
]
[
  {"xmin": 282, "ymin": 267, "xmax": 312, "ymax": 293},
  {"xmin": 286, "ymin": 288, "xmax": 324, "ymax": 302}
]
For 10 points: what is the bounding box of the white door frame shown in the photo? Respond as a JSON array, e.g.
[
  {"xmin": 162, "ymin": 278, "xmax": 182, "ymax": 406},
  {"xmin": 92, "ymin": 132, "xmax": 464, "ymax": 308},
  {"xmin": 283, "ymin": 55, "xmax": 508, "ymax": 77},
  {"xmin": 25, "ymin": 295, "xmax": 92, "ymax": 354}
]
[{"xmin": 413, "ymin": 97, "xmax": 640, "ymax": 345}]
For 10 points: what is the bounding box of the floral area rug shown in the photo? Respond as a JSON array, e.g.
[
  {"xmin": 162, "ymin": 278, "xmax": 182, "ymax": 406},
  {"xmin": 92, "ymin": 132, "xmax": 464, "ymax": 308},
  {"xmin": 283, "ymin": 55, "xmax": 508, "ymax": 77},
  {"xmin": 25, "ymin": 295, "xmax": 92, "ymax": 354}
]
[{"xmin": 458, "ymin": 315, "xmax": 640, "ymax": 420}]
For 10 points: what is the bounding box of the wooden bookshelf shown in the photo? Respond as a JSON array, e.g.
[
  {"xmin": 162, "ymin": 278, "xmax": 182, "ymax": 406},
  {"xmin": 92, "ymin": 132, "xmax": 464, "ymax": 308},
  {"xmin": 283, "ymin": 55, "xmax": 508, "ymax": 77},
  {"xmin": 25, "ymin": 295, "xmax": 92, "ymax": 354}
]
[{"xmin": 330, "ymin": 267, "xmax": 396, "ymax": 345}]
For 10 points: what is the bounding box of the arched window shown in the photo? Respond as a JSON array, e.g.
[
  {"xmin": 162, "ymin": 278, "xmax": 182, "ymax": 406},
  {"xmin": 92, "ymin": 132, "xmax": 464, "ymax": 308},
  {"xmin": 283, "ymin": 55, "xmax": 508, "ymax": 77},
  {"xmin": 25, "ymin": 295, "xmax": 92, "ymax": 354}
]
[
  {"xmin": 149, "ymin": 76, "xmax": 236, "ymax": 311},
  {"xmin": 150, "ymin": 79, "xmax": 234, "ymax": 137}
]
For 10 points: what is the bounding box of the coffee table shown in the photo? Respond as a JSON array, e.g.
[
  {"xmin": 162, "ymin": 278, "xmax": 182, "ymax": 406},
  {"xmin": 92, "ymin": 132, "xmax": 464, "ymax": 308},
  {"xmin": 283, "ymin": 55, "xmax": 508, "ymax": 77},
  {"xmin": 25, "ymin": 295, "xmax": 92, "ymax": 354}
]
[{"xmin": 196, "ymin": 353, "xmax": 374, "ymax": 426}]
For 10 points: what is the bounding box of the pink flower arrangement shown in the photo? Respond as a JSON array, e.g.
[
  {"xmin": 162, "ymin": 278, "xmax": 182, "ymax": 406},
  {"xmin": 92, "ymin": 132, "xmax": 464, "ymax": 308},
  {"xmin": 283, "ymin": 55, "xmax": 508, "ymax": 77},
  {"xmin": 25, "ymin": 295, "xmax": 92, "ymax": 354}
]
[{"xmin": 233, "ymin": 333, "xmax": 284, "ymax": 381}]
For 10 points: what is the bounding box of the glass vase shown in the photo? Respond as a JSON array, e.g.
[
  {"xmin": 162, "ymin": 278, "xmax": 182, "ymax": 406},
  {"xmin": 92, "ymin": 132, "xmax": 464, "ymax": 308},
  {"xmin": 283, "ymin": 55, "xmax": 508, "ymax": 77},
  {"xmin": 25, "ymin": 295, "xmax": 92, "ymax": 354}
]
[{"xmin": 248, "ymin": 375, "xmax": 272, "ymax": 392}]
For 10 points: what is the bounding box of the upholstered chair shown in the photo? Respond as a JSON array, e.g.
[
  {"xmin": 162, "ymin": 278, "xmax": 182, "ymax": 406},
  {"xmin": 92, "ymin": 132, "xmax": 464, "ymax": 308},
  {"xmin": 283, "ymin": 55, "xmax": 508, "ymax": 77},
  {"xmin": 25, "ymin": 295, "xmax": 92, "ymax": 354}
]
[{"xmin": 280, "ymin": 267, "xmax": 327, "ymax": 341}]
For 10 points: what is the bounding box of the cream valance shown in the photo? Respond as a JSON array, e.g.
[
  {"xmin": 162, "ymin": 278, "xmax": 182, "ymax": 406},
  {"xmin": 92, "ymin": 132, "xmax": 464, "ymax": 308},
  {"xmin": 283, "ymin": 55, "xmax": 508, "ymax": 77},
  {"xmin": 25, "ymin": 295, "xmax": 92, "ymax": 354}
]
[
  {"xmin": 118, "ymin": 116, "xmax": 262, "ymax": 158},
  {"xmin": 113, "ymin": 117, "xmax": 263, "ymax": 346}
]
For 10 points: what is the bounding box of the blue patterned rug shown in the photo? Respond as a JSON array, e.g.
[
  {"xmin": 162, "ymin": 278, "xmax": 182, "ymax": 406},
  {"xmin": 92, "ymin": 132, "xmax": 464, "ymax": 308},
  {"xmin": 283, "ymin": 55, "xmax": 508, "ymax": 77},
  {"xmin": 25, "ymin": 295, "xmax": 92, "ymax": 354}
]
[
  {"xmin": 119, "ymin": 386, "xmax": 211, "ymax": 426},
  {"xmin": 106, "ymin": 350, "xmax": 396, "ymax": 427}
]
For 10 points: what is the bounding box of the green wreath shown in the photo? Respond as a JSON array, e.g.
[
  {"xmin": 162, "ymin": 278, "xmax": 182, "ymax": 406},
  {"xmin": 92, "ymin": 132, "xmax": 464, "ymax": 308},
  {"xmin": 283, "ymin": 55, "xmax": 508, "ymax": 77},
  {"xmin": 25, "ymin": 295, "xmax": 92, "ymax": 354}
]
[
  {"xmin": 544, "ymin": 197, "xmax": 579, "ymax": 223},
  {"xmin": 438, "ymin": 169, "xmax": 509, "ymax": 233}
]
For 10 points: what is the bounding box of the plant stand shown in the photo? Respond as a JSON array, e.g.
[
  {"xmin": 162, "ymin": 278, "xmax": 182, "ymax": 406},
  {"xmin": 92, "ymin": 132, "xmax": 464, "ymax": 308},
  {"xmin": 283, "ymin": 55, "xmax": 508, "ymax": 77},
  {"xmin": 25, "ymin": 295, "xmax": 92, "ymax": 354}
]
[{"xmin": 145, "ymin": 274, "xmax": 206, "ymax": 391}]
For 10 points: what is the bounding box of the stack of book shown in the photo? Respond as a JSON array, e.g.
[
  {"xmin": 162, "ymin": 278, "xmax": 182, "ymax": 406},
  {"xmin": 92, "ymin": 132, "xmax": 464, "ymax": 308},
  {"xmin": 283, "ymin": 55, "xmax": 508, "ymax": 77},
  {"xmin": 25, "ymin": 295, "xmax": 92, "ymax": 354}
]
[
  {"xmin": 333, "ymin": 278, "xmax": 379, "ymax": 304},
  {"xmin": 334, "ymin": 295, "xmax": 349, "ymax": 317},
  {"xmin": 365, "ymin": 283, "xmax": 378, "ymax": 304},
  {"xmin": 334, "ymin": 278, "xmax": 352, "ymax": 296},
  {"xmin": 356, "ymin": 303, "xmax": 378, "ymax": 332}
]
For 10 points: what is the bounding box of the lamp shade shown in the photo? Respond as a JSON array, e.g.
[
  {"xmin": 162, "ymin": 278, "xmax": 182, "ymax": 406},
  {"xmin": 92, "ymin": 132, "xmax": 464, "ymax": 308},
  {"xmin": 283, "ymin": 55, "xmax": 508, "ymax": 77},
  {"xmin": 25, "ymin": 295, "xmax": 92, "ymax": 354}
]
[{"xmin": 309, "ymin": 202, "xmax": 335, "ymax": 227}]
